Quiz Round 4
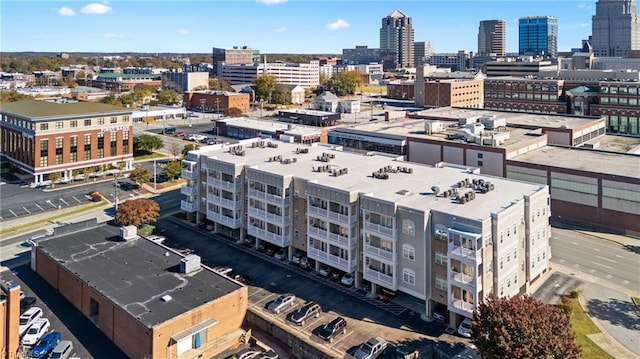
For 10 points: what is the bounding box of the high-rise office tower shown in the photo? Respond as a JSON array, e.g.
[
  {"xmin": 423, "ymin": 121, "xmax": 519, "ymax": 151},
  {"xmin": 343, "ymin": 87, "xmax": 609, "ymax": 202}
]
[
  {"xmin": 592, "ymin": 0, "xmax": 640, "ymax": 57},
  {"xmin": 518, "ymin": 16, "xmax": 558, "ymax": 58},
  {"xmin": 414, "ymin": 41, "xmax": 434, "ymax": 65},
  {"xmin": 478, "ymin": 20, "xmax": 506, "ymax": 56},
  {"xmin": 380, "ymin": 9, "xmax": 415, "ymax": 69}
]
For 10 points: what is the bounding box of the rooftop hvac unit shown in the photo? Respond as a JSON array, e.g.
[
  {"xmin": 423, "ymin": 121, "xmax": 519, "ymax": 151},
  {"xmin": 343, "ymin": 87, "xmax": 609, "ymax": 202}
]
[
  {"xmin": 120, "ymin": 225, "xmax": 138, "ymax": 241},
  {"xmin": 431, "ymin": 186, "xmax": 440, "ymax": 196},
  {"xmin": 180, "ymin": 254, "xmax": 201, "ymax": 274}
]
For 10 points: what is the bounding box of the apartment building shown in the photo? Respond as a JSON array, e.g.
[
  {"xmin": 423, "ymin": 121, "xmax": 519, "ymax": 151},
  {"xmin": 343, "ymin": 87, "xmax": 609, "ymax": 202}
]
[
  {"xmin": 0, "ymin": 99, "xmax": 134, "ymax": 186},
  {"xmin": 212, "ymin": 46, "xmax": 261, "ymax": 76},
  {"xmin": 162, "ymin": 71, "xmax": 209, "ymax": 93},
  {"xmin": 33, "ymin": 224, "xmax": 248, "ymax": 359},
  {"xmin": 180, "ymin": 139, "xmax": 550, "ymax": 326},
  {"xmin": 218, "ymin": 61, "xmax": 320, "ymax": 88}
]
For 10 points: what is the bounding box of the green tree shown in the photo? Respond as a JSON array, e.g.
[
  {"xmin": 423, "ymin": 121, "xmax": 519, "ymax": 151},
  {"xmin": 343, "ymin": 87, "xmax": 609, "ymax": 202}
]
[
  {"xmin": 100, "ymin": 94, "xmax": 123, "ymax": 106},
  {"xmin": 273, "ymin": 85, "xmax": 287, "ymax": 105},
  {"xmin": 133, "ymin": 134, "xmax": 164, "ymax": 153},
  {"xmin": 129, "ymin": 167, "xmax": 152, "ymax": 185},
  {"xmin": 134, "ymin": 88, "xmax": 152, "ymax": 103},
  {"xmin": 162, "ymin": 160, "xmax": 183, "ymax": 179},
  {"xmin": 115, "ymin": 198, "xmax": 160, "ymax": 227},
  {"xmin": 209, "ymin": 78, "xmax": 233, "ymax": 91},
  {"xmin": 120, "ymin": 94, "xmax": 134, "ymax": 107},
  {"xmin": 157, "ymin": 89, "xmax": 181, "ymax": 105},
  {"xmin": 182, "ymin": 143, "xmax": 198, "ymax": 158},
  {"xmin": 253, "ymin": 74, "xmax": 277, "ymax": 104},
  {"xmin": 0, "ymin": 90, "xmax": 29, "ymax": 103},
  {"xmin": 319, "ymin": 72, "xmax": 328, "ymax": 85},
  {"xmin": 48, "ymin": 172, "xmax": 61, "ymax": 187},
  {"xmin": 472, "ymin": 294, "xmax": 580, "ymax": 359},
  {"xmin": 328, "ymin": 70, "xmax": 363, "ymax": 96}
]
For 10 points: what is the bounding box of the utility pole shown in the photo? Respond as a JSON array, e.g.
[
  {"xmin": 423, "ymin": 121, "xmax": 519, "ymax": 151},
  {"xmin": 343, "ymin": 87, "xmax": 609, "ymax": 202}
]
[
  {"xmin": 214, "ymin": 98, "xmax": 221, "ymax": 119},
  {"xmin": 199, "ymin": 98, "xmax": 206, "ymax": 134},
  {"xmin": 153, "ymin": 159, "xmax": 157, "ymax": 192},
  {"xmin": 259, "ymin": 98, "xmax": 264, "ymax": 118},
  {"xmin": 114, "ymin": 172, "xmax": 119, "ymax": 212}
]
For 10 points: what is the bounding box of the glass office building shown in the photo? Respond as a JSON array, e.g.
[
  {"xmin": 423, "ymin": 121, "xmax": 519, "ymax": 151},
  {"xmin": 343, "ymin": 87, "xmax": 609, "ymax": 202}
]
[{"xmin": 518, "ymin": 16, "xmax": 558, "ymax": 58}]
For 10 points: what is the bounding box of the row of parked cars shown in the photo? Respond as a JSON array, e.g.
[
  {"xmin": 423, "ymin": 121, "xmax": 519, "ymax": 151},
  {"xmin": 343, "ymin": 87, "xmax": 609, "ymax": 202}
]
[{"xmin": 19, "ymin": 307, "xmax": 74, "ymax": 359}]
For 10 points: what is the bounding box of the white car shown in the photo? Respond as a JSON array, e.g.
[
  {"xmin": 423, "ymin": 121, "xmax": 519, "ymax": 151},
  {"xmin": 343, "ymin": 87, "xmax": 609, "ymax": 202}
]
[
  {"xmin": 19, "ymin": 307, "xmax": 43, "ymax": 336},
  {"xmin": 267, "ymin": 294, "xmax": 296, "ymax": 314},
  {"xmin": 340, "ymin": 273, "xmax": 354, "ymax": 286},
  {"xmin": 146, "ymin": 235, "xmax": 165, "ymax": 244},
  {"xmin": 354, "ymin": 337, "xmax": 388, "ymax": 359},
  {"xmin": 457, "ymin": 318, "xmax": 473, "ymax": 338},
  {"xmin": 21, "ymin": 318, "xmax": 50, "ymax": 346}
]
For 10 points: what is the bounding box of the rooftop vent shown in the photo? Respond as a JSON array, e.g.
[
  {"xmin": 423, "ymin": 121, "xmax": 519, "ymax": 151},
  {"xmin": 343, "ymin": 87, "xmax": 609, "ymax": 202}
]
[
  {"xmin": 295, "ymin": 148, "xmax": 309, "ymax": 154},
  {"xmin": 160, "ymin": 295, "xmax": 173, "ymax": 302},
  {"xmin": 180, "ymin": 254, "xmax": 201, "ymax": 274},
  {"xmin": 396, "ymin": 189, "xmax": 410, "ymax": 196}
]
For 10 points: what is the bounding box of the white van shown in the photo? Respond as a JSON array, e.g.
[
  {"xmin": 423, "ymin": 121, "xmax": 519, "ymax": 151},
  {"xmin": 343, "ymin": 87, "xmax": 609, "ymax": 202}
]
[{"xmin": 50, "ymin": 340, "xmax": 73, "ymax": 359}]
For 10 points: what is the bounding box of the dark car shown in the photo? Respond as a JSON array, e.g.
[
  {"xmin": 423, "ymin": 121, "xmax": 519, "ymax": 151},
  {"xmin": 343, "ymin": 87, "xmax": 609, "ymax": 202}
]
[
  {"xmin": 163, "ymin": 126, "xmax": 177, "ymax": 134},
  {"xmin": 30, "ymin": 331, "xmax": 61, "ymax": 358},
  {"xmin": 317, "ymin": 316, "xmax": 347, "ymax": 343},
  {"xmin": 20, "ymin": 297, "xmax": 37, "ymax": 314},
  {"xmin": 290, "ymin": 301, "xmax": 321, "ymax": 325}
]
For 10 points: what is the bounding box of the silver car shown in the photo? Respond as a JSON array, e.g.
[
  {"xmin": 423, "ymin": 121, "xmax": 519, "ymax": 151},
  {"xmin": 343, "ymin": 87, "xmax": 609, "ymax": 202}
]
[
  {"xmin": 290, "ymin": 301, "xmax": 321, "ymax": 325},
  {"xmin": 267, "ymin": 294, "xmax": 296, "ymax": 314}
]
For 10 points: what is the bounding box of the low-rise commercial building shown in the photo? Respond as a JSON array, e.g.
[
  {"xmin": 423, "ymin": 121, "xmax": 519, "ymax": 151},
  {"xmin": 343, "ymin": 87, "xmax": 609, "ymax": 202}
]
[
  {"xmin": 32, "ymin": 224, "xmax": 248, "ymax": 359},
  {"xmin": 0, "ymin": 100, "xmax": 134, "ymax": 185},
  {"xmin": 215, "ymin": 117, "xmax": 327, "ymax": 144},
  {"xmin": 183, "ymin": 91, "xmax": 251, "ymax": 115},
  {"xmin": 180, "ymin": 139, "xmax": 551, "ymax": 328}
]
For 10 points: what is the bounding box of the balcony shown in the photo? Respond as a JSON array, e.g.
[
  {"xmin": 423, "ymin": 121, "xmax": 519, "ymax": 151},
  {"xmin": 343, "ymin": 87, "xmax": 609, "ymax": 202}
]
[
  {"xmin": 247, "ymin": 225, "xmax": 290, "ymax": 247},
  {"xmin": 307, "ymin": 205, "xmax": 327, "ymax": 217},
  {"xmin": 181, "ymin": 169, "xmax": 198, "ymax": 180},
  {"xmin": 206, "ymin": 210, "xmax": 241, "ymax": 229},
  {"xmin": 450, "ymin": 271, "xmax": 481, "ymax": 291},
  {"xmin": 248, "ymin": 207, "xmax": 289, "ymax": 224},
  {"xmin": 327, "ymin": 232, "xmax": 357, "ymax": 247},
  {"xmin": 180, "ymin": 200, "xmax": 198, "ymax": 212},
  {"xmin": 307, "ymin": 226, "xmax": 328, "ymax": 238},
  {"xmin": 207, "ymin": 193, "xmax": 242, "ymax": 210},
  {"xmin": 450, "ymin": 298, "xmax": 475, "ymax": 315},
  {"xmin": 364, "ymin": 221, "xmax": 395, "ymax": 238},
  {"xmin": 180, "ymin": 185, "xmax": 198, "ymax": 196},
  {"xmin": 364, "ymin": 244, "xmax": 395, "ymax": 262},
  {"xmin": 364, "ymin": 267, "xmax": 396, "ymax": 288},
  {"xmin": 328, "ymin": 211, "xmax": 357, "ymax": 224},
  {"xmin": 209, "ymin": 177, "xmax": 242, "ymax": 192},
  {"xmin": 448, "ymin": 244, "xmax": 482, "ymax": 264}
]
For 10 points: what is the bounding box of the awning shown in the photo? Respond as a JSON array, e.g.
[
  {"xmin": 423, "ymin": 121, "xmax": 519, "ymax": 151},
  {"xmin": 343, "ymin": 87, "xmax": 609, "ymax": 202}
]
[{"xmin": 171, "ymin": 318, "xmax": 218, "ymax": 342}]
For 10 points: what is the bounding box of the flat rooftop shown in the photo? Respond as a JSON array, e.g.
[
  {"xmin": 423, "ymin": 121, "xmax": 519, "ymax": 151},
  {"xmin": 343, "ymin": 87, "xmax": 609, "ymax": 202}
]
[
  {"xmin": 412, "ymin": 107, "xmax": 603, "ymax": 130},
  {"xmin": 279, "ymin": 109, "xmax": 336, "ymax": 116},
  {"xmin": 36, "ymin": 224, "xmax": 242, "ymax": 328},
  {"xmin": 584, "ymin": 135, "xmax": 640, "ymax": 154},
  {"xmin": 218, "ymin": 117, "xmax": 323, "ymax": 136},
  {"xmin": 512, "ymin": 146, "xmax": 640, "ymax": 178},
  {"xmin": 195, "ymin": 140, "xmax": 545, "ymax": 221},
  {"xmin": 1, "ymin": 99, "xmax": 132, "ymax": 119}
]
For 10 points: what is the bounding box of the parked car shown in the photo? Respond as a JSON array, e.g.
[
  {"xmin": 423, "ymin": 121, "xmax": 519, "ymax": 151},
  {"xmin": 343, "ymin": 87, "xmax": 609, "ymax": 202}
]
[
  {"xmin": 291, "ymin": 251, "xmax": 304, "ymax": 265},
  {"xmin": 318, "ymin": 265, "xmax": 330, "ymax": 278},
  {"xmin": 258, "ymin": 350, "xmax": 279, "ymax": 359},
  {"xmin": 290, "ymin": 301, "xmax": 321, "ymax": 325},
  {"xmin": 274, "ymin": 249, "xmax": 287, "ymax": 260},
  {"xmin": 233, "ymin": 274, "xmax": 251, "ymax": 285},
  {"xmin": 30, "ymin": 331, "xmax": 62, "ymax": 358},
  {"xmin": 329, "ymin": 270, "xmax": 342, "ymax": 282},
  {"xmin": 353, "ymin": 337, "xmax": 389, "ymax": 359},
  {"xmin": 163, "ymin": 126, "xmax": 177, "ymax": 134},
  {"xmin": 22, "ymin": 318, "xmax": 50, "ymax": 346},
  {"xmin": 229, "ymin": 348, "xmax": 263, "ymax": 359},
  {"xmin": 20, "ymin": 297, "xmax": 37, "ymax": 314},
  {"xmin": 146, "ymin": 235, "xmax": 166, "ymax": 244},
  {"xmin": 175, "ymin": 131, "xmax": 188, "ymax": 138},
  {"xmin": 267, "ymin": 293, "xmax": 296, "ymax": 314},
  {"xmin": 300, "ymin": 257, "xmax": 313, "ymax": 270},
  {"xmin": 317, "ymin": 316, "xmax": 347, "ymax": 343},
  {"xmin": 457, "ymin": 318, "xmax": 473, "ymax": 338},
  {"xmin": 432, "ymin": 306, "xmax": 448, "ymax": 322},
  {"xmin": 18, "ymin": 307, "xmax": 43, "ymax": 336},
  {"xmin": 200, "ymin": 137, "xmax": 210, "ymax": 143},
  {"xmin": 340, "ymin": 273, "xmax": 354, "ymax": 286}
]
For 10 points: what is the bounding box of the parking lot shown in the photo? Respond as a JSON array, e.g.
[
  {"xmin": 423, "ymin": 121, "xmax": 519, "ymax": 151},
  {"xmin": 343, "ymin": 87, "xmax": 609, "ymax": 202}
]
[
  {"xmin": 0, "ymin": 265, "xmax": 127, "ymax": 358},
  {"xmin": 158, "ymin": 217, "xmax": 468, "ymax": 358}
]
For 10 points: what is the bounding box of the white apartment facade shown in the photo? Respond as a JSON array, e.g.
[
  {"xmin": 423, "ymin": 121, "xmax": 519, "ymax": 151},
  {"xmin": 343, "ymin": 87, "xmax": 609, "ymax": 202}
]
[
  {"xmin": 218, "ymin": 61, "xmax": 320, "ymax": 88},
  {"xmin": 181, "ymin": 139, "xmax": 550, "ymax": 327}
]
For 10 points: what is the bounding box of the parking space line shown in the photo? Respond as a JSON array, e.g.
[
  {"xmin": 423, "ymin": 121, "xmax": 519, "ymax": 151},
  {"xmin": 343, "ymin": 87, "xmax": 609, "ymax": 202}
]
[
  {"xmin": 35, "ymin": 203, "xmax": 44, "ymax": 211},
  {"xmin": 329, "ymin": 330, "xmax": 353, "ymax": 347},
  {"xmin": 23, "ymin": 207, "xmax": 31, "ymax": 214},
  {"xmin": 300, "ymin": 315, "xmax": 323, "ymax": 330},
  {"xmin": 60, "ymin": 198, "xmax": 70, "ymax": 206},
  {"xmin": 72, "ymin": 196, "xmax": 82, "ymax": 203},
  {"xmin": 9, "ymin": 209, "xmax": 17, "ymax": 217},
  {"xmin": 253, "ymin": 292, "xmax": 277, "ymax": 307},
  {"xmin": 248, "ymin": 287, "xmax": 266, "ymax": 298}
]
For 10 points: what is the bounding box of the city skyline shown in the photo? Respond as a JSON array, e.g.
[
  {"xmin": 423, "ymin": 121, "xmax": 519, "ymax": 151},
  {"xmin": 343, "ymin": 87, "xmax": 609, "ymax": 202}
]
[{"xmin": 1, "ymin": 1, "xmax": 600, "ymax": 55}]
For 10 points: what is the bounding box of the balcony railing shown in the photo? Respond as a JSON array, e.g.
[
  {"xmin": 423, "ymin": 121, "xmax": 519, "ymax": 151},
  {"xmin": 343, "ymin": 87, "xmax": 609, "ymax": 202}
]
[
  {"xmin": 308, "ymin": 226, "xmax": 328, "ymax": 238},
  {"xmin": 328, "ymin": 211, "xmax": 357, "ymax": 224},
  {"xmin": 180, "ymin": 200, "xmax": 198, "ymax": 212},
  {"xmin": 448, "ymin": 244, "xmax": 482, "ymax": 263},
  {"xmin": 364, "ymin": 244, "xmax": 395, "ymax": 262},
  {"xmin": 327, "ymin": 232, "xmax": 357, "ymax": 247},
  {"xmin": 450, "ymin": 271, "xmax": 480, "ymax": 290},
  {"xmin": 364, "ymin": 267, "xmax": 396, "ymax": 287},
  {"xmin": 248, "ymin": 207, "xmax": 289, "ymax": 224},
  {"xmin": 181, "ymin": 169, "xmax": 198, "ymax": 180},
  {"xmin": 364, "ymin": 221, "xmax": 395, "ymax": 238},
  {"xmin": 209, "ymin": 177, "xmax": 243, "ymax": 192},
  {"xmin": 307, "ymin": 206, "xmax": 326, "ymax": 217},
  {"xmin": 207, "ymin": 193, "xmax": 242, "ymax": 210},
  {"xmin": 206, "ymin": 210, "xmax": 242, "ymax": 229},
  {"xmin": 180, "ymin": 185, "xmax": 198, "ymax": 196},
  {"xmin": 450, "ymin": 298, "xmax": 475, "ymax": 315},
  {"xmin": 247, "ymin": 225, "xmax": 290, "ymax": 247}
]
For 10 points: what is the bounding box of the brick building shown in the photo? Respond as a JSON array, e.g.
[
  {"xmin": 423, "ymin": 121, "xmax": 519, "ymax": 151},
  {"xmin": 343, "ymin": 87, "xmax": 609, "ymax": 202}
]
[
  {"xmin": 0, "ymin": 280, "xmax": 21, "ymax": 359},
  {"xmin": 183, "ymin": 91, "xmax": 250, "ymax": 116},
  {"xmin": 32, "ymin": 224, "xmax": 248, "ymax": 359},
  {"xmin": 0, "ymin": 100, "xmax": 134, "ymax": 186}
]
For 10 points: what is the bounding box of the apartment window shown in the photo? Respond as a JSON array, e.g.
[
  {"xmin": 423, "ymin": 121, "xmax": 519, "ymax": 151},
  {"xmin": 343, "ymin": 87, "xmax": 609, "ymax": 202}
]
[
  {"xmin": 402, "ymin": 220, "xmax": 415, "ymax": 236},
  {"xmin": 97, "ymin": 148, "xmax": 104, "ymax": 158},
  {"xmin": 500, "ymin": 232, "xmax": 503, "ymax": 244},
  {"xmin": 402, "ymin": 269, "xmax": 415, "ymax": 286},
  {"xmin": 507, "ymin": 228, "xmax": 510, "ymax": 237},
  {"xmin": 500, "ymin": 257, "xmax": 503, "ymax": 269},
  {"xmin": 55, "ymin": 121, "xmax": 63, "ymax": 129},
  {"xmin": 435, "ymin": 252, "xmax": 447, "ymax": 265},
  {"xmin": 513, "ymin": 224, "xmax": 517, "ymax": 235},
  {"xmin": 39, "ymin": 139, "xmax": 48, "ymax": 167},
  {"xmin": 122, "ymin": 130, "xmax": 130, "ymax": 154},
  {"xmin": 110, "ymin": 132, "xmax": 117, "ymax": 156},
  {"xmin": 402, "ymin": 245, "xmax": 415, "ymax": 261},
  {"xmin": 70, "ymin": 120, "xmax": 78, "ymax": 128},
  {"xmin": 84, "ymin": 134, "xmax": 91, "ymax": 161},
  {"xmin": 84, "ymin": 119, "xmax": 92, "ymax": 126},
  {"xmin": 477, "ymin": 153, "xmax": 483, "ymax": 159},
  {"xmin": 507, "ymin": 278, "xmax": 511, "ymax": 288},
  {"xmin": 478, "ymin": 160, "xmax": 483, "ymax": 167},
  {"xmin": 123, "ymin": 116, "xmax": 130, "ymax": 122},
  {"xmin": 435, "ymin": 277, "xmax": 447, "ymax": 291},
  {"xmin": 55, "ymin": 137, "xmax": 63, "ymax": 165},
  {"xmin": 98, "ymin": 118, "xmax": 105, "ymax": 125},
  {"xmin": 500, "ymin": 284, "xmax": 504, "ymax": 296},
  {"xmin": 513, "ymin": 248, "xmax": 517, "ymax": 260},
  {"xmin": 40, "ymin": 123, "xmax": 48, "ymax": 131},
  {"xmin": 514, "ymin": 274, "xmax": 518, "ymax": 284},
  {"xmin": 110, "ymin": 117, "xmax": 117, "ymax": 124},
  {"xmin": 97, "ymin": 133, "xmax": 104, "ymax": 149}
]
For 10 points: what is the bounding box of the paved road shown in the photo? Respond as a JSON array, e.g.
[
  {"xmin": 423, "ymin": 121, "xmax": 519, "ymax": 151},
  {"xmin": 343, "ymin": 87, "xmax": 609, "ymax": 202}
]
[{"xmin": 550, "ymin": 227, "xmax": 640, "ymax": 296}]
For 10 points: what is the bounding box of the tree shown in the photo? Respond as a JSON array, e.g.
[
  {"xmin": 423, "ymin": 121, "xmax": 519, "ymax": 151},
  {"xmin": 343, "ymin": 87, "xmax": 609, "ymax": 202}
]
[
  {"xmin": 48, "ymin": 172, "xmax": 61, "ymax": 187},
  {"xmin": 182, "ymin": 143, "xmax": 198, "ymax": 158},
  {"xmin": 133, "ymin": 134, "xmax": 164, "ymax": 153},
  {"xmin": 1, "ymin": 90, "xmax": 29, "ymax": 103},
  {"xmin": 101, "ymin": 94, "xmax": 123, "ymax": 106},
  {"xmin": 115, "ymin": 198, "xmax": 160, "ymax": 227},
  {"xmin": 209, "ymin": 78, "xmax": 233, "ymax": 91},
  {"xmin": 227, "ymin": 107, "xmax": 243, "ymax": 117},
  {"xmin": 71, "ymin": 169, "xmax": 80, "ymax": 182},
  {"xmin": 253, "ymin": 74, "xmax": 277, "ymax": 103},
  {"xmin": 272, "ymin": 85, "xmax": 287, "ymax": 105},
  {"xmin": 129, "ymin": 167, "xmax": 152, "ymax": 185},
  {"xmin": 162, "ymin": 160, "xmax": 183, "ymax": 180},
  {"xmin": 169, "ymin": 142, "xmax": 182, "ymax": 159},
  {"xmin": 328, "ymin": 70, "xmax": 363, "ymax": 96},
  {"xmin": 157, "ymin": 89, "xmax": 181, "ymax": 105},
  {"xmin": 134, "ymin": 88, "xmax": 152, "ymax": 103},
  {"xmin": 120, "ymin": 94, "xmax": 134, "ymax": 107},
  {"xmin": 319, "ymin": 72, "xmax": 328, "ymax": 85},
  {"xmin": 84, "ymin": 166, "xmax": 96, "ymax": 181},
  {"xmin": 472, "ymin": 294, "xmax": 580, "ymax": 359}
]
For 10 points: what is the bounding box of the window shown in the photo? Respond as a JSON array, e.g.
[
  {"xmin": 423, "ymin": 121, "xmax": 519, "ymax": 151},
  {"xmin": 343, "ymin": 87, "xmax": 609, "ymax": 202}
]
[
  {"xmin": 486, "ymin": 260, "xmax": 493, "ymax": 273},
  {"xmin": 402, "ymin": 220, "xmax": 415, "ymax": 236},
  {"xmin": 500, "ymin": 232, "xmax": 503, "ymax": 243},
  {"xmin": 84, "ymin": 119, "xmax": 92, "ymax": 126},
  {"xmin": 70, "ymin": 120, "xmax": 78, "ymax": 128},
  {"xmin": 110, "ymin": 117, "xmax": 117, "ymax": 124},
  {"xmin": 477, "ymin": 153, "xmax": 483, "ymax": 159},
  {"xmin": 55, "ymin": 137, "xmax": 63, "ymax": 165},
  {"xmin": 55, "ymin": 121, "xmax": 63, "ymax": 129},
  {"xmin": 500, "ymin": 257, "xmax": 503, "ymax": 269},
  {"xmin": 402, "ymin": 245, "xmax": 415, "ymax": 261},
  {"xmin": 98, "ymin": 118, "xmax": 105, "ymax": 125},
  {"xmin": 39, "ymin": 139, "xmax": 49, "ymax": 167},
  {"xmin": 110, "ymin": 132, "xmax": 117, "ymax": 157},
  {"xmin": 402, "ymin": 269, "xmax": 415, "ymax": 285},
  {"xmin": 84, "ymin": 134, "xmax": 91, "ymax": 161},
  {"xmin": 514, "ymin": 273, "xmax": 518, "ymax": 284},
  {"xmin": 123, "ymin": 116, "xmax": 130, "ymax": 122},
  {"xmin": 435, "ymin": 277, "xmax": 447, "ymax": 290},
  {"xmin": 122, "ymin": 130, "xmax": 130, "ymax": 154},
  {"xmin": 435, "ymin": 252, "xmax": 447, "ymax": 265},
  {"xmin": 478, "ymin": 160, "xmax": 483, "ymax": 167},
  {"xmin": 40, "ymin": 123, "xmax": 48, "ymax": 131}
]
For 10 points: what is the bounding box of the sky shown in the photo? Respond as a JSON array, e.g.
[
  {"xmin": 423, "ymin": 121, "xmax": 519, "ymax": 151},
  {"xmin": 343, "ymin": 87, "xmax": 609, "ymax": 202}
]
[{"xmin": 0, "ymin": 0, "xmax": 599, "ymax": 55}]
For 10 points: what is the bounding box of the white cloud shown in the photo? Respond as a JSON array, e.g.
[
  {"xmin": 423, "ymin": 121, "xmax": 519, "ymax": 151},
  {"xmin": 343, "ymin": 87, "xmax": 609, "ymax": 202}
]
[
  {"xmin": 275, "ymin": 26, "xmax": 286, "ymax": 33},
  {"xmin": 81, "ymin": 3, "xmax": 112, "ymax": 15},
  {"xmin": 256, "ymin": 0, "xmax": 287, "ymax": 5},
  {"xmin": 103, "ymin": 32, "xmax": 125, "ymax": 39},
  {"xmin": 577, "ymin": 3, "xmax": 593, "ymax": 9},
  {"xmin": 177, "ymin": 29, "xmax": 190, "ymax": 35},
  {"xmin": 326, "ymin": 19, "xmax": 350, "ymax": 31},
  {"xmin": 58, "ymin": 7, "xmax": 75, "ymax": 16},
  {"xmin": 579, "ymin": 23, "xmax": 590, "ymax": 28}
]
